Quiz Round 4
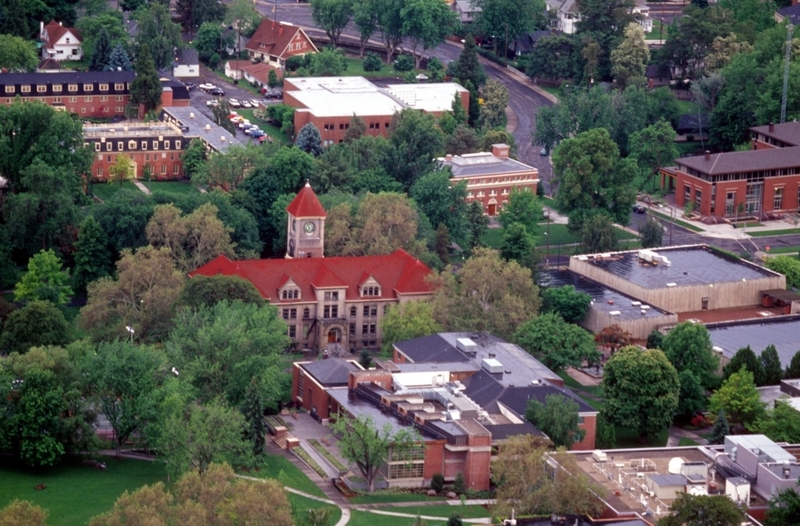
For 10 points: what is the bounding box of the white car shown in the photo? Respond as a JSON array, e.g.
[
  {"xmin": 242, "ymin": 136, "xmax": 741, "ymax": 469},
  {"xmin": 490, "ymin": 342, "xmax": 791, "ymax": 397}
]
[
  {"xmin": 228, "ymin": 99, "xmax": 241, "ymax": 108},
  {"xmin": 250, "ymin": 100, "xmax": 261, "ymax": 108},
  {"xmin": 237, "ymin": 119, "xmax": 251, "ymax": 129},
  {"xmin": 206, "ymin": 99, "xmax": 219, "ymax": 107},
  {"xmin": 240, "ymin": 100, "xmax": 252, "ymax": 109},
  {"xmin": 199, "ymin": 83, "xmax": 215, "ymax": 92}
]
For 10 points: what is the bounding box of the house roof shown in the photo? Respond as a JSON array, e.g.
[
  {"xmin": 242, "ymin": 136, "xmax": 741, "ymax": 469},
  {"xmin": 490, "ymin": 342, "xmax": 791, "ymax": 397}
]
[
  {"xmin": 37, "ymin": 58, "xmax": 62, "ymax": 71},
  {"xmin": 301, "ymin": 358, "xmax": 360, "ymax": 386},
  {"xmin": 677, "ymin": 145, "xmax": 800, "ymax": 175},
  {"xmin": 439, "ymin": 152, "xmax": 538, "ymax": 178},
  {"xmin": 41, "ymin": 20, "xmax": 81, "ymax": 49},
  {"xmin": 0, "ymin": 70, "xmax": 134, "ymax": 86},
  {"xmin": 777, "ymin": 4, "xmax": 800, "ymax": 24},
  {"xmin": 750, "ymin": 122, "xmax": 800, "ymax": 147},
  {"xmin": 175, "ymin": 48, "xmax": 198, "ymax": 65},
  {"xmin": 676, "ymin": 113, "xmax": 708, "ymax": 134},
  {"xmin": 189, "ymin": 249, "xmax": 434, "ymax": 302},
  {"xmin": 245, "ymin": 19, "xmax": 317, "ymax": 59},
  {"xmin": 286, "ymin": 182, "xmax": 327, "ymax": 218}
]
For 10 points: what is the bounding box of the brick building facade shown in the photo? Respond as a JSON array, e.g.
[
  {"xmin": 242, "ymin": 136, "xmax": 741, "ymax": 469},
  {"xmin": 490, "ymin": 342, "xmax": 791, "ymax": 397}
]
[
  {"xmin": 439, "ymin": 144, "xmax": 540, "ymax": 216},
  {"xmin": 661, "ymin": 122, "xmax": 800, "ymax": 219}
]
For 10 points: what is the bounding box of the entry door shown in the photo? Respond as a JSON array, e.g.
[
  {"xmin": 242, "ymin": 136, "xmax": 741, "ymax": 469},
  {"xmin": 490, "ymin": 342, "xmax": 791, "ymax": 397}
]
[{"xmin": 487, "ymin": 203, "xmax": 496, "ymax": 216}]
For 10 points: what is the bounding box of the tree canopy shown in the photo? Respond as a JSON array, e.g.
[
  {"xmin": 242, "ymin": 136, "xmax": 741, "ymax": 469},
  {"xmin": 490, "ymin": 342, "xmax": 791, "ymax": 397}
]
[
  {"xmin": 541, "ymin": 285, "xmax": 592, "ymax": 323},
  {"xmin": 662, "ymin": 321, "xmax": 720, "ymax": 390},
  {"xmin": 514, "ymin": 313, "xmax": 599, "ymax": 371},
  {"xmin": 380, "ymin": 302, "xmax": 441, "ymax": 355},
  {"xmin": 526, "ymin": 394, "xmax": 586, "ymax": 448},
  {"xmin": 710, "ymin": 366, "xmax": 764, "ymax": 426}
]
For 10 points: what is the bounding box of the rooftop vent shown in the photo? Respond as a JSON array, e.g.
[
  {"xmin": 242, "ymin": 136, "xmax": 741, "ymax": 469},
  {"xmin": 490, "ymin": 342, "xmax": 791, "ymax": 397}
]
[
  {"xmin": 456, "ymin": 338, "xmax": 477, "ymax": 354},
  {"xmin": 482, "ymin": 358, "xmax": 503, "ymax": 374}
]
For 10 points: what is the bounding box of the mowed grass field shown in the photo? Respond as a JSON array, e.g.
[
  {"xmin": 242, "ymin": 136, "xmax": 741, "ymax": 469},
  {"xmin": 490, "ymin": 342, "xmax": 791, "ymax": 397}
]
[{"xmin": 0, "ymin": 457, "xmax": 166, "ymax": 526}]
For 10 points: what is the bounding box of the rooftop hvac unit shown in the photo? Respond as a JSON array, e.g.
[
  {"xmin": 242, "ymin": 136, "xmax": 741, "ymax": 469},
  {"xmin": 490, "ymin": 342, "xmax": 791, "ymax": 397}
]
[
  {"xmin": 482, "ymin": 358, "xmax": 503, "ymax": 374},
  {"xmin": 592, "ymin": 450, "xmax": 608, "ymax": 462},
  {"xmin": 456, "ymin": 338, "xmax": 477, "ymax": 354}
]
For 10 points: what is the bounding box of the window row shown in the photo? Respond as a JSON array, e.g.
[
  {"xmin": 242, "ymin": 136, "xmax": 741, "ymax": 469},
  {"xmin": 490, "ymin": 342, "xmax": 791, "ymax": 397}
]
[
  {"xmin": 467, "ymin": 188, "xmax": 511, "ymax": 198},
  {"xmin": 94, "ymin": 140, "xmax": 182, "ymax": 152},
  {"xmin": 4, "ymin": 83, "xmax": 125, "ymax": 94},
  {"xmin": 95, "ymin": 163, "xmax": 177, "ymax": 177},
  {"xmin": 282, "ymin": 288, "xmax": 299, "ymax": 299}
]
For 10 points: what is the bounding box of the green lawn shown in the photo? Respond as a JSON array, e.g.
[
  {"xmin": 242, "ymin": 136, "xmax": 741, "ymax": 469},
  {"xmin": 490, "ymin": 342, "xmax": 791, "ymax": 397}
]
[
  {"xmin": 678, "ymin": 437, "xmax": 700, "ymax": 447},
  {"xmin": 750, "ymin": 227, "xmax": 800, "ymax": 237},
  {"xmin": 91, "ymin": 181, "xmax": 140, "ymax": 202},
  {"xmin": 288, "ymin": 493, "xmax": 341, "ymax": 525},
  {"xmin": 556, "ymin": 371, "xmax": 603, "ymax": 397},
  {"xmin": 767, "ymin": 246, "xmax": 800, "ymax": 254},
  {"xmin": 376, "ymin": 504, "xmax": 490, "ymax": 519},
  {"xmin": 340, "ymin": 56, "xmax": 427, "ymax": 78},
  {"xmin": 675, "ymin": 102, "xmax": 697, "ymax": 117},
  {"xmin": 538, "ymin": 86, "xmax": 560, "ymax": 100},
  {"xmin": 140, "ymin": 181, "xmax": 199, "ymax": 195},
  {"xmin": 649, "ymin": 209, "xmax": 705, "ymax": 233},
  {"xmin": 348, "ymin": 510, "xmax": 454, "ymax": 526},
  {"xmin": 350, "ymin": 492, "xmax": 445, "ymax": 504},
  {"xmin": 0, "ymin": 457, "xmax": 166, "ymax": 526},
  {"xmin": 249, "ymin": 454, "xmax": 326, "ymax": 498},
  {"xmin": 645, "ymin": 20, "xmax": 666, "ymax": 41}
]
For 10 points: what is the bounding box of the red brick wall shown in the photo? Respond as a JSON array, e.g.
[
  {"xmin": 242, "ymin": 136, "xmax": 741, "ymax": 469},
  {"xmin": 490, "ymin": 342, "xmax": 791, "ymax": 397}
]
[
  {"xmin": 348, "ymin": 369, "xmax": 393, "ymax": 390},
  {"xmin": 91, "ymin": 151, "xmax": 184, "ymax": 181},
  {"xmin": 2, "ymin": 95, "xmax": 132, "ymax": 117},
  {"xmin": 572, "ymin": 414, "xmax": 597, "ymax": 451},
  {"xmin": 464, "ymin": 434, "xmax": 492, "ymax": 490},
  {"xmin": 423, "ymin": 440, "xmax": 446, "ymax": 480}
]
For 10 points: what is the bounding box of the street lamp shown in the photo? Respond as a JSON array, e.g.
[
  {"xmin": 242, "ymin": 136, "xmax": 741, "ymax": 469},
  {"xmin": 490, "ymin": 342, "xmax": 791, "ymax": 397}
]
[
  {"xmin": 544, "ymin": 209, "xmax": 550, "ymax": 266},
  {"xmin": 125, "ymin": 325, "xmax": 135, "ymax": 344}
]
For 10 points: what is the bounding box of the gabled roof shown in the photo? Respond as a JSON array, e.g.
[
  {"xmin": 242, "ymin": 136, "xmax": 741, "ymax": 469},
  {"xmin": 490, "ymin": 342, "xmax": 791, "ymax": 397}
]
[
  {"xmin": 37, "ymin": 58, "xmax": 62, "ymax": 71},
  {"xmin": 301, "ymin": 358, "xmax": 360, "ymax": 386},
  {"xmin": 286, "ymin": 182, "xmax": 327, "ymax": 218},
  {"xmin": 245, "ymin": 19, "xmax": 318, "ymax": 59},
  {"xmin": 677, "ymin": 145, "xmax": 800, "ymax": 175},
  {"xmin": 190, "ymin": 249, "xmax": 434, "ymax": 302},
  {"xmin": 750, "ymin": 122, "xmax": 800, "ymax": 147},
  {"xmin": 41, "ymin": 20, "xmax": 81, "ymax": 49}
]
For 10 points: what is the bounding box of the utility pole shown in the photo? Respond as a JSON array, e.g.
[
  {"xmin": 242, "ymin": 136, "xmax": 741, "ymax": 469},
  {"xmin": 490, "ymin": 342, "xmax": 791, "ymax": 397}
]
[{"xmin": 782, "ymin": 24, "xmax": 794, "ymax": 124}]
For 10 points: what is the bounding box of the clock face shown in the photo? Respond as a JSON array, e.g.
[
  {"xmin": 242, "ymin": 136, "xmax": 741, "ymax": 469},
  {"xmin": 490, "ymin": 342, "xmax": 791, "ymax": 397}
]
[{"xmin": 304, "ymin": 221, "xmax": 316, "ymax": 235}]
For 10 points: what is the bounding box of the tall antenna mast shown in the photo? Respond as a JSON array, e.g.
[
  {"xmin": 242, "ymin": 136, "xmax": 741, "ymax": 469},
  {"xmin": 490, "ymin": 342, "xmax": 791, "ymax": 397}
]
[{"xmin": 781, "ymin": 24, "xmax": 794, "ymax": 124}]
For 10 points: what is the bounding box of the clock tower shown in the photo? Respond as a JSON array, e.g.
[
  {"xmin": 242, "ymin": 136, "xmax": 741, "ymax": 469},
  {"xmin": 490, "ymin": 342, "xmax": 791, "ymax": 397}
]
[{"xmin": 286, "ymin": 181, "xmax": 327, "ymax": 258}]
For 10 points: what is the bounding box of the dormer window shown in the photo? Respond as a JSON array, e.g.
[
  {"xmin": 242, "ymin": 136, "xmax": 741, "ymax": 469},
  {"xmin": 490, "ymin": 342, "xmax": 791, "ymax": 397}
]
[
  {"xmin": 361, "ymin": 286, "xmax": 380, "ymax": 297},
  {"xmin": 324, "ymin": 291, "xmax": 339, "ymax": 301},
  {"xmin": 281, "ymin": 288, "xmax": 299, "ymax": 300}
]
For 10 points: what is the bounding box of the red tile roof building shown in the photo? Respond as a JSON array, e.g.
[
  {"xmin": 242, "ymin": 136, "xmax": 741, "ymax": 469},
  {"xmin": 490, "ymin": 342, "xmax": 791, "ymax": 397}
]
[
  {"xmin": 39, "ymin": 20, "xmax": 83, "ymax": 62},
  {"xmin": 245, "ymin": 20, "xmax": 318, "ymax": 69},
  {"xmin": 190, "ymin": 184, "xmax": 435, "ymax": 351}
]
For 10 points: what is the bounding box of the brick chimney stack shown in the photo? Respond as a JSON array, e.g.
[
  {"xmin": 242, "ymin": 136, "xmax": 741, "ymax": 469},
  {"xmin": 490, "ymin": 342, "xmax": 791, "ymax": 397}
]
[
  {"xmin": 492, "ymin": 143, "xmax": 509, "ymax": 159},
  {"xmin": 705, "ymin": 150, "xmax": 710, "ymax": 161},
  {"xmin": 279, "ymin": 24, "xmax": 284, "ymax": 36},
  {"xmin": 769, "ymin": 122, "xmax": 775, "ymax": 132}
]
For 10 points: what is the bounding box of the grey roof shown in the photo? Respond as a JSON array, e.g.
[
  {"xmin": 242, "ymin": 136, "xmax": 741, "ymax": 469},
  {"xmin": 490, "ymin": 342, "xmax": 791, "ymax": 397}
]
[
  {"xmin": 393, "ymin": 334, "xmax": 473, "ymax": 363},
  {"xmin": 581, "ymin": 246, "xmax": 777, "ymax": 288},
  {"xmin": 544, "ymin": 269, "xmax": 673, "ymax": 320},
  {"xmin": 439, "ymin": 153, "xmax": 537, "ymax": 178},
  {"xmin": 707, "ymin": 315, "xmax": 800, "ymax": 369},
  {"xmin": 777, "ymin": 4, "xmax": 800, "ymax": 25},
  {"xmin": 301, "ymin": 358, "xmax": 359, "ymax": 386},
  {"xmin": 0, "ymin": 70, "xmax": 135, "ymax": 86},
  {"xmin": 327, "ymin": 388, "xmax": 412, "ymax": 436},
  {"xmin": 560, "ymin": 0, "xmax": 578, "ymax": 13},
  {"xmin": 394, "ymin": 362, "xmax": 479, "ymax": 374},
  {"xmin": 677, "ymin": 146, "xmax": 800, "ymax": 175},
  {"xmin": 160, "ymin": 106, "xmax": 242, "ymax": 153},
  {"xmin": 648, "ymin": 474, "xmax": 687, "ymax": 487},
  {"xmin": 676, "ymin": 113, "xmax": 708, "ymax": 134},
  {"xmin": 176, "ymin": 48, "xmax": 198, "ymax": 65},
  {"xmin": 750, "ymin": 122, "xmax": 800, "ymax": 147}
]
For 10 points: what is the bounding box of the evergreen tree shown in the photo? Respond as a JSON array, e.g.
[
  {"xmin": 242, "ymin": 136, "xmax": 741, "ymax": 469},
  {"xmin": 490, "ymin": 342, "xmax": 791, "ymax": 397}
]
[
  {"xmin": 130, "ymin": 44, "xmax": 163, "ymax": 113},
  {"xmin": 786, "ymin": 349, "xmax": 800, "ymax": 379},
  {"xmin": 296, "ymin": 123, "xmax": 323, "ymax": 156},
  {"xmin": 709, "ymin": 410, "xmax": 730, "ymax": 445},
  {"xmin": 723, "ymin": 345, "xmax": 765, "ymax": 386},
  {"xmin": 761, "ymin": 344, "xmax": 784, "ymax": 386},
  {"xmin": 89, "ymin": 28, "xmax": 113, "ymax": 71},
  {"xmin": 72, "ymin": 216, "xmax": 111, "ymax": 297},
  {"xmin": 646, "ymin": 329, "xmax": 664, "ymax": 350},
  {"xmin": 465, "ymin": 80, "xmax": 480, "ymax": 127},
  {"xmin": 243, "ymin": 377, "xmax": 266, "ymax": 457},
  {"xmin": 453, "ymin": 37, "xmax": 486, "ymax": 88},
  {"xmin": 106, "ymin": 43, "xmax": 133, "ymax": 71},
  {"xmin": 0, "ymin": 0, "xmax": 29, "ymax": 39},
  {"xmin": 434, "ymin": 223, "xmax": 450, "ymax": 266}
]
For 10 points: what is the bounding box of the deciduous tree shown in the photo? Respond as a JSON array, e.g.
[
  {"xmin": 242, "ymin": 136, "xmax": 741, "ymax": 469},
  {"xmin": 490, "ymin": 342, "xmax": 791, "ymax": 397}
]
[
  {"xmin": 108, "ymin": 154, "xmax": 135, "ymax": 185},
  {"xmin": 14, "ymin": 249, "xmax": 73, "ymax": 305},
  {"xmin": 352, "ymin": 0, "xmax": 378, "ymax": 57},
  {"xmin": 787, "ymin": 349, "xmax": 800, "ymax": 379},
  {"xmin": 78, "ymin": 246, "xmax": 185, "ymax": 343},
  {"xmin": 0, "ymin": 34, "xmax": 38, "ymax": 72},
  {"xmin": 662, "ymin": 321, "xmax": 720, "ymax": 390},
  {"xmin": 766, "ymin": 255, "xmax": 800, "ymax": 289},
  {"xmin": 594, "ymin": 324, "xmax": 634, "ymax": 354},
  {"xmin": 629, "ymin": 120, "xmax": 679, "ymax": 191},
  {"xmin": 610, "ymin": 23, "xmax": 649, "ymax": 88},
  {"xmin": 677, "ymin": 370, "xmax": 707, "ymax": 418},
  {"xmin": 765, "ymin": 487, "xmax": 800, "ymax": 526},
  {"xmin": 750, "ymin": 400, "xmax": 800, "ymax": 443},
  {"xmin": 72, "ymin": 216, "xmax": 112, "ymax": 297},
  {"xmin": 603, "ymin": 346, "xmax": 680, "ymax": 441},
  {"xmin": 638, "ymin": 217, "xmax": 663, "ymax": 248},
  {"xmin": 401, "ymin": 0, "xmax": 455, "ymax": 68},
  {"xmin": 526, "ymin": 394, "xmax": 586, "ymax": 447},
  {"xmin": 0, "ymin": 500, "xmax": 48, "ymax": 526},
  {"xmin": 541, "ymin": 285, "xmax": 592, "ymax": 323},
  {"xmin": 11, "ymin": 369, "xmax": 65, "ymax": 467},
  {"xmin": 243, "ymin": 376, "xmax": 266, "ymax": 457},
  {"xmin": 0, "ymin": 301, "xmax": 72, "ymax": 355},
  {"xmin": 710, "ymin": 366, "xmax": 764, "ymax": 426},
  {"xmin": 388, "ymin": 109, "xmax": 445, "ymax": 190},
  {"xmin": 410, "ymin": 171, "xmax": 468, "ymax": 242},
  {"xmin": 497, "ymin": 188, "xmax": 542, "ymax": 234},
  {"xmin": 331, "ymin": 412, "xmax": 421, "ymax": 492},
  {"xmin": 373, "ymin": 0, "xmax": 405, "ymax": 62},
  {"xmin": 429, "ymin": 248, "xmax": 540, "ymax": 340},
  {"xmin": 659, "ymin": 493, "xmax": 745, "ymax": 526},
  {"xmin": 311, "ymin": 0, "xmax": 352, "ymax": 48},
  {"xmin": 514, "ymin": 313, "xmax": 599, "ymax": 371},
  {"xmin": 580, "ymin": 212, "xmax": 618, "ymax": 254},
  {"xmin": 134, "ymin": 4, "xmax": 183, "ymax": 70},
  {"xmin": 473, "ymin": 0, "xmax": 546, "ymax": 57},
  {"xmin": 179, "ymin": 274, "xmax": 264, "ymax": 310},
  {"xmin": 380, "ymin": 302, "xmax": 441, "ymax": 354},
  {"xmin": 500, "ymin": 222, "xmax": 534, "ymax": 265}
]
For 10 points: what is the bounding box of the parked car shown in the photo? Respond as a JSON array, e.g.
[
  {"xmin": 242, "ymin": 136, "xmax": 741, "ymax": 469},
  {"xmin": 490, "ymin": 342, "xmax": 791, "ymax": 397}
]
[
  {"xmin": 540, "ymin": 147, "xmax": 548, "ymax": 156},
  {"xmin": 258, "ymin": 134, "xmax": 273, "ymax": 143},
  {"xmin": 237, "ymin": 120, "xmax": 251, "ymax": 129},
  {"xmin": 250, "ymin": 100, "xmax": 261, "ymax": 108},
  {"xmin": 206, "ymin": 99, "xmax": 219, "ymax": 107},
  {"xmin": 230, "ymin": 115, "xmax": 244, "ymax": 123},
  {"xmin": 229, "ymin": 98, "xmax": 241, "ymax": 108},
  {"xmin": 633, "ymin": 204, "xmax": 647, "ymax": 214},
  {"xmin": 240, "ymin": 100, "xmax": 252, "ymax": 109},
  {"xmin": 199, "ymin": 83, "xmax": 215, "ymax": 92},
  {"xmin": 263, "ymin": 88, "xmax": 283, "ymax": 99},
  {"xmin": 210, "ymin": 88, "xmax": 225, "ymax": 96},
  {"xmin": 250, "ymin": 130, "xmax": 266, "ymax": 139}
]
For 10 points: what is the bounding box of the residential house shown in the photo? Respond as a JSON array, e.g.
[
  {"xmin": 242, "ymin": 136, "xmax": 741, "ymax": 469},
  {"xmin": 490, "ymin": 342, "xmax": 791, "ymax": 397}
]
[
  {"xmin": 775, "ymin": 1, "xmax": 800, "ymax": 25},
  {"xmin": 438, "ymin": 144, "xmax": 539, "ymax": 216},
  {"xmin": 454, "ymin": 0, "xmax": 481, "ymax": 24},
  {"xmin": 545, "ymin": 0, "xmax": 651, "ymax": 35},
  {"xmin": 245, "ymin": 19, "xmax": 318, "ymax": 69},
  {"xmin": 39, "ymin": 21, "xmax": 82, "ymax": 62},
  {"xmin": 190, "ymin": 183, "xmax": 435, "ymax": 351},
  {"xmin": 172, "ymin": 48, "xmax": 199, "ymax": 78},
  {"xmin": 224, "ymin": 60, "xmax": 278, "ymax": 87}
]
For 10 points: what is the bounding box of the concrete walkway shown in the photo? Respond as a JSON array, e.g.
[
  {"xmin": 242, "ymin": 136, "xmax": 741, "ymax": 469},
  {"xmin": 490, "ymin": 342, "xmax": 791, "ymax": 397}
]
[
  {"xmin": 666, "ymin": 426, "xmax": 710, "ymax": 448},
  {"xmin": 132, "ymin": 180, "xmax": 151, "ymax": 195}
]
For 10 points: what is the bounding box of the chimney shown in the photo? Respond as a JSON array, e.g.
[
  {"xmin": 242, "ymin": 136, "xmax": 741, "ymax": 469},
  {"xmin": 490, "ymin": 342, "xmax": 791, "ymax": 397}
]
[
  {"xmin": 445, "ymin": 154, "xmax": 453, "ymax": 162},
  {"xmin": 40, "ymin": 21, "xmax": 43, "ymax": 38},
  {"xmin": 279, "ymin": 24, "xmax": 284, "ymax": 36},
  {"xmin": 769, "ymin": 122, "xmax": 775, "ymax": 132},
  {"xmin": 59, "ymin": 21, "xmax": 62, "ymax": 26},
  {"xmin": 492, "ymin": 143, "xmax": 509, "ymax": 159},
  {"xmin": 704, "ymin": 150, "xmax": 710, "ymax": 161}
]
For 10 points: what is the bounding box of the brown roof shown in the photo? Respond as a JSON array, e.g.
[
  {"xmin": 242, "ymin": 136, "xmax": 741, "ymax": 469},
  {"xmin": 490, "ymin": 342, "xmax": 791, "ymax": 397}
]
[
  {"xmin": 37, "ymin": 58, "xmax": 62, "ymax": 71},
  {"xmin": 245, "ymin": 19, "xmax": 317, "ymax": 59},
  {"xmin": 41, "ymin": 20, "xmax": 81, "ymax": 49},
  {"xmin": 228, "ymin": 60, "xmax": 279, "ymax": 83},
  {"xmin": 750, "ymin": 122, "xmax": 800, "ymax": 147},
  {"xmin": 677, "ymin": 146, "xmax": 800, "ymax": 175}
]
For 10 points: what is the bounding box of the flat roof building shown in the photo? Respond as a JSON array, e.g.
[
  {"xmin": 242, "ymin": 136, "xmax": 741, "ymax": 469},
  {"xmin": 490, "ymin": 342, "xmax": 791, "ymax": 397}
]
[
  {"xmin": 284, "ymin": 76, "xmax": 469, "ymax": 146},
  {"xmin": 707, "ymin": 315, "xmax": 800, "ymax": 369},
  {"xmin": 160, "ymin": 106, "xmax": 242, "ymax": 153}
]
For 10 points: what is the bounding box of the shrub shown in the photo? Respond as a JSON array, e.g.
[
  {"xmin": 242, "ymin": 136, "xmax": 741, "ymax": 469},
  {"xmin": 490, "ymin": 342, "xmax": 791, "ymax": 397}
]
[
  {"xmin": 403, "ymin": 71, "xmax": 418, "ymax": 83},
  {"xmin": 363, "ymin": 53, "xmax": 383, "ymax": 72},
  {"xmin": 286, "ymin": 55, "xmax": 305, "ymax": 71},
  {"xmin": 453, "ymin": 472, "xmax": 465, "ymax": 494},
  {"xmin": 394, "ymin": 54, "xmax": 414, "ymax": 72},
  {"xmin": 427, "ymin": 56, "xmax": 443, "ymax": 73},
  {"xmin": 431, "ymin": 473, "xmax": 445, "ymax": 492}
]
